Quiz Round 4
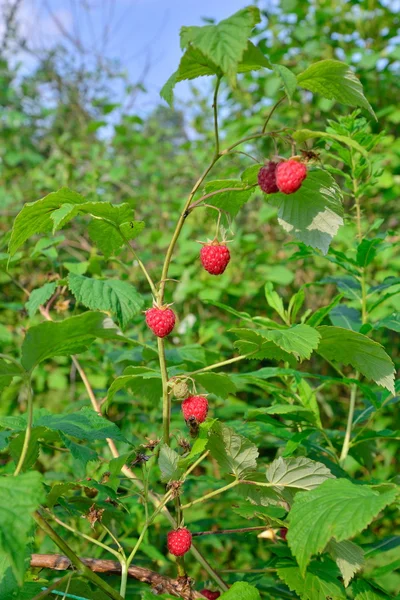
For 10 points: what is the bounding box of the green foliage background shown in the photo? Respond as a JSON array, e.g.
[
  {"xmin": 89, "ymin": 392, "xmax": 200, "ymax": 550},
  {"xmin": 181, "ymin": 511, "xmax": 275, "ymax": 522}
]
[{"xmin": 0, "ymin": 1, "xmax": 399, "ymax": 599}]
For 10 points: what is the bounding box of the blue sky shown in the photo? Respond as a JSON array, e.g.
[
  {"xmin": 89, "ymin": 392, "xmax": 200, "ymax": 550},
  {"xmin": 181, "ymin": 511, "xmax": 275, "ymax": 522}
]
[{"xmin": 14, "ymin": 0, "xmax": 260, "ymax": 108}]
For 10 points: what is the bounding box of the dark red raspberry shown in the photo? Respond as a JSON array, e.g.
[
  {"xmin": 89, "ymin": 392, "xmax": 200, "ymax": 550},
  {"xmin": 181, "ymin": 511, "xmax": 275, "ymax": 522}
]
[
  {"xmin": 167, "ymin": 528, "xmax": 192, "ymax": 556},
  {"xmin": 258, "ymin": 161, "xmax": 279, "ymax": 194},
  {"xmin": 276, "ymin": 160, "xmax": 307, "ymax": 194},
  {"xmin": 200, "ymin": 242, "xmax": 230, "ymax": 275},
  {"xmin": 201, "ymin": 591, "xmax": 221, "ymax": 599},
  {"xmin": 145, "ymin": 306, "xmax": 176, "ymax": 338},
  {"xmin": 182, "ymin": 395, "xmax": 208, "ymax": 423},
  {"xmin": 280, "ymin": 527, "xmax": 288, "ymax": 541}
]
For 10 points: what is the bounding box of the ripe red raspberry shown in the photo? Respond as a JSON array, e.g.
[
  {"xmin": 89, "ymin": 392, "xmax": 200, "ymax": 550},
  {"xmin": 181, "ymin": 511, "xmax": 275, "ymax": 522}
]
[
  {"xmin": 280, "ymin": 527, "xmax": 288, "ymax": 541},
  {"xmin": 276, "ymin": 160, "xmax": 307, "ymax": 194},
  {"xmin": 145, "ymin": 306, "xmax": 175, "ymax": 338},
  {"xmin": 200, "ymin": 242, "xmax": 230, "ymax": 275},
  {"xmin": 182, "ymin": 395, "xmax": 208, "ymax": 423},
  {"xmin": 201, "ymin": 591, "xmax": 221, "ymax": 599},
  {"xmin": 167, "ymin": 528, "xmax": 192, "ymax": 556},
  {"xmin": 258, "ymin": 161, "xmax": 279, "ymax": 194}
]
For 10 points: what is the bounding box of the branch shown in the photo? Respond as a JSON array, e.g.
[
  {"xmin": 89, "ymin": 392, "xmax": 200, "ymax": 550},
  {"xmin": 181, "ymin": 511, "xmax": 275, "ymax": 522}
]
[{"xmin": 30, "ymin": 554, "xmax": 204, "ymax": 600}]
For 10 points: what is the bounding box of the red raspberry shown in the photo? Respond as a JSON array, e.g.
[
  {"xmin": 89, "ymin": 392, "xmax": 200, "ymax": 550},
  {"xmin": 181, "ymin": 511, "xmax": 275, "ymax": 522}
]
[
  {"xmin": 280, "ymin": 527, "xmax": 288, "ymax": 541},
  {"xmin": 200, "ymin": 242, "xmax": 230, "ymax": 275},
  {"xmin": 167, "ymin": 528, "xmax": 192, "ymax": 556},
  {"xmin": 201, "ymin": 591, "xmax": 221, "ymax": 599},
  {"xmin": 276, "ymin": 160, "xmax": 307, "ymax": 194},
  {"xmin": 145, "ymin": 306, "xmax": 176, "ymax": 338},
  {"xmin": 258, "ymin": 161, "xmax": 279, "ymax": 194},
  {"xmin": 182, "ymin": 395, "xmax": 208, "ymax": 423}
]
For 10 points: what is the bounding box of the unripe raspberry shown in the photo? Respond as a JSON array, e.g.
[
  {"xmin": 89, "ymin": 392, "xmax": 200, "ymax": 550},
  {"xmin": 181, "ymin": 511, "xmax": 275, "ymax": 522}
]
[
  {"xmin": 172, "ymin": 380, "xmax": 190, "ymax": 399},
  {"xmin": 258, "ymin": 161, "xmax": 279, "ymax": 194},
  {"xmin": 182, "ymin": 395, "xmax": 208, "ymax": 423},
  {"xmin": 200, "ymin": 242, "xmax": 230, "ymax": 275},
  {"xmin": 276, "ymin": 160, "xmax": 307, "ymax": 194},
  {"xmin": 280, "ymin": 527, "xmax": 288, "ymax": 541},
  {"xmin": 167, "ymin": 527, "xmax": 192, "ymax": 556},
  {"xmin": 201, "ymin": 591, "xmax": 221, "ymax": 599},
  {"xmin": 145, "ymin": 306, "xmax": 176, "ymax": 338}
]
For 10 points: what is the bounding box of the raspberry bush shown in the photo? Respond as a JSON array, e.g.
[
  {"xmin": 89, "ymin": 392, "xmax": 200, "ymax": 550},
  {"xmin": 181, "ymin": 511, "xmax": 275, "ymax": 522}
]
[{"xmin": 0, "ymin": 5, "xmax": 399, "ymax": 600}]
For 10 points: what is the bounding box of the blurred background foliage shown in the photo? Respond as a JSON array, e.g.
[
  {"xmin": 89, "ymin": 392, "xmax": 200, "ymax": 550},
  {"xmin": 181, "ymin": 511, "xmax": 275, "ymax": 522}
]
[{"xmin": 0, "ymin": 0, "xmax": 399, "ymax": 597}]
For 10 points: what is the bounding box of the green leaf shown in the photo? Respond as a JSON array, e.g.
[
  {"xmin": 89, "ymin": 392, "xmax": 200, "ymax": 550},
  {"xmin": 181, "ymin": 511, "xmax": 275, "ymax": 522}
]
[
  {"xmin": 0, "ymin": 472, "xmax": 44, "ymax": 584},
  {"xmin": 232, "ymin": 329, "xmax": 295, "ymax": 363},
  {"xmin": 329, "ymin": 306, "xmax": 361, "ymax": 332},
  {"xmin": 352, "ymin": 580, "xmax": 389, "ymax": 600},
  {"xmin": 180, "ymin": 7, "xmax": 260, "ymax": 81},
  {"xmin": 356, "ymin": 238, "xmax": 382, "ymax": 267},
  {"xmin": 36, "ymin": 407, "xmax": 127, "ymax": 442},
  {"xmin": 247, "ymin": 404, "xmax": 315, "ymax": 422},
  {"xmin": 8, "ymin": 188, "xmax": 85, "ymax": 256},
  {"xmin": 107, "ymin": 367, "xmax": 162, "ymax": 406},
  {"xmin": 204, "ymin": 179, "xmax": 256, "ymax": 216},
  {"xmin": 297, "ymin": 60, "xmax": 375, "ymax": 118},
  {"xmin": 272, "ymin": 64, "xmax": 297, "ymax": 101},
  {"xmin": 265, "ymin": 282, "xmax": 286, "ymax": 321},
  {"xmin": 208, "ymin": 422, "xmax": 258, "ymax": 478},
  {"xmin": 88, "ymin": 219, "xmax": 144, "ymax": 258},
  {"xmin": 374, "ymin": 313, "xmax": 400, "ymax": 333},
  {"xmin": 158, "ymin": 444, "xmax": 182, "ymax": 482},
  {"xmin": 316, "ymin": 326, "xmax": 395, "ymax": 393},
  {"xmin": 60, "ymin": 432, "xmax": 98, "ymax": 469},
  {"xmin": 268, "ymin": 169, "xmax": 344, "ymax": 254},
  {"xmin": 326, "ymin": 539, "xmax": 364, "ymax": 587},
  {"xmin": 238, "ymin": 41, "xmax": 271, "ymax": 72},
  {"xmin": 292, "ymin": 129, "xmax": 369, "ymax": 158},
  {"xmin": 192, "ymin": 372, "xmax": 236, "ymax": 398},
  {"xmin": 67, "ymin": 274, "xmax": 144, "ymax": 330},
  {"xmin": 219, "ymin": 581, "xmax": 261, "ymax": 599},
  {"xmin": 306, "ymin": 294, "xmax": 343, "ymax": 327},
  {"xmin": 287, "ymin": 479, "xmax": 398, "ymax": 574},
  {"xmin": 259, "ymin": 325, "xmax": 321, "ymax": 361},
  {"xmin": 266, "ymin": 457, "xmax": 334, "ymax": 492},
  {"xmin": 276, "ymin": 561, "xmax": 346, "ymax": 600},
  {"xmin": 21, "ymin": 312, "xmax": 121, "ymax": 371},
  {"xmin": 25, "ymin": 282, "xmax": 57, "ymax": 318}
]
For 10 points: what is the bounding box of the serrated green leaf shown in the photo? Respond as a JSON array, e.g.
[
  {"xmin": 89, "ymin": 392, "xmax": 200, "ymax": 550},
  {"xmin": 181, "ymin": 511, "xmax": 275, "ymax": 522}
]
[
  {"xmin": 220, "ymin": 581, "xmax": 261, "ymax": 599},
  {"xmin": 232, "ymin": 329, "xmax": 295, "ymax": 364},
  {"xmin": 204, "ymin": 179, "xmax": 256, "ymax": 216},
  {"xmin": 25, "ymin": 282, "xmax": 57, "ymax": 318},
  {"xmin": 316, "ymin": 326, "xmax": 395, "ymax": 393},
  {"xmin": 8, "ymin": 188, "xmax": 86, "ymax": 256},
  {"xmin": 60, "ymin": 432, "xmax": 98, "ymax": 469},
  {"xmin": 292, "ymin": 129, "xmax": 369, "ymax": 158},
  {"xmin": 352, "ymin": 580, "xmax": 389, "ymax": 600},
  {"xmin": 260, "ymin": 325, "xmax": 321, "ymax": 361},
  {"xmin": 107, "ymin": 367, "xmax": 162, "ymax": 406},
  {"xmin": 266, "ymin": 457, "xmax": 334, "ymax": 491},
  {"xmin": 21, "ymin": 312, "xmax": 121, "ymax": 371},
  {"xmin": 268, "ymin": 169, "xmax": 344, "ymax": 254},
  {"xmin": 297, "ymin": 60, "xmax": 375, "ymax": 118},
  {"xmin": 67, "ymin": 274, "xmax": 143, "ymax": 330},
  {"xmin": 306, "ymin": 294, "xmax": 343, "ymax": 327},
  {"xmin": 277, "ymin": 561, "xmax": 346, "ymax": 600},
  {"xmin": 327, "ymin": 539, "xmax": 364, "ymax": 587},
  {"xmin": 0, "ymin": 472, "xmax": 44, "ymax": 584},
  {"xmin": 356, "ymin": 238, "xmax": 382, "ymax": 267},
  {"xmin": 193, "ymin": 372, "xmax": 236, "ymax": 398},
  {"xmin": 329, "ymin": 306, "xmax": 361, "ymax": 331},
  {"xmin": 158, "ymin": 444, "xmax": 181, "ymax": 482},
  {"xmin": 287, "ymin": 479, "xmax": 398, "ymax": 574},
  {"xmin": 88, "ymin": 219, "xmax": 144, "ymax": 258},
  {"xmin": 180, "ymin": 7, "xmax": 260, "ymax": 81},
  {"xmin": 36, "ymin": 407, "xmax": 128, "ymax": 443},
  {"xmin": 208, "ymin": 422, "xmax": 258, "ymax": 478},
  {"xmin": 272, "ymin": 64, "xmax": 297, "ymax": 101}
]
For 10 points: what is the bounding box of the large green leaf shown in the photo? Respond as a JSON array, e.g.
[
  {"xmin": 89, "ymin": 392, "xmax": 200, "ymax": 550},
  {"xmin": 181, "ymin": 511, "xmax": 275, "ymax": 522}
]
[
  {"xmin": 267, "ymin": 170, "xmax": 344, "ymax": 254},
  {"xmin": 0, "ymin": 472, "xmax": 44, "ymax": 584},
  {"xmin": 276, "ymin": 561, "xmax": 346, "ymax": 600},
  {"xmin": 192, "ymin": 372, "xmax": 236, "ymax": 398},
  {"xmin": 88, "ymin": 218, "xmax": 144, "ymax": 258},
  {"xmin": 266, "ymin": 457, "xmax": 334, "ymax": 492},
  {"xmin": 21, "ymin": 312, "xmax": 121, "ymax": 371},
  {"xmin": 287, "ymin": 479, "xmax": 398, "ymax": 574},
  {"xmin": 316, "ymin": 326, "xmax": 395, "ymax": 393},
  {"xmin": 260, "ymin": 325, "xmax": 320, "ymax": 361},
  {"xmin": 158, "ymin": 444, "xmax": 182, "ymax": 482},
  {"xmin": 107, "ymin": 367, "xmax": 162, "ymax": 406},
  {"xmin": 35, "ymin": 407, "xmax": 127, "ymax": 442},
  {"xmin": 67, "ymin": 274, "xmax": 144, "ymax": 330},
  {"xmin": 204, "ymin": 179, "xmax": 256, "ymax": 216},
  {"xmin": 208, "ymin": 422, "xmax": 258, "ymax": 478},
  {"xmin": 180, "ymin": 7, "xmax": 260, "ymax": 81},
  {"xmin": 8, "ymin": 188, "xmax": 85, "ymax": 256},
  {"xmin": 25, "ymin": 282, "xmax": 57, "ymax": 318},
  {"xmin": 233, "ymin": 329, "xmax": 295, "ymax": 364},
  {"xmin": 220, "ymin": 581, "xmax": 261, "ymax": 599},
  {"xmin": 326, "ymin": 539, "xmax": 364, "ymax": 587},
  {"xmin": 297, "ymin": 60, "xmax": 375, "ymax": 118}
]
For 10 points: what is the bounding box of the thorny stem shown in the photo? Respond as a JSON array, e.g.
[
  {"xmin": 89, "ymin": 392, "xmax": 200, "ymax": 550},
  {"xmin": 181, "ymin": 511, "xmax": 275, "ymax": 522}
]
[
  {"xmin": 33, "ymin": 512, "xmax": 124, "ymax": 600},
  {"xmin": 13, "ymin": 377, "xmax": 33, "ymax": 476}
]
